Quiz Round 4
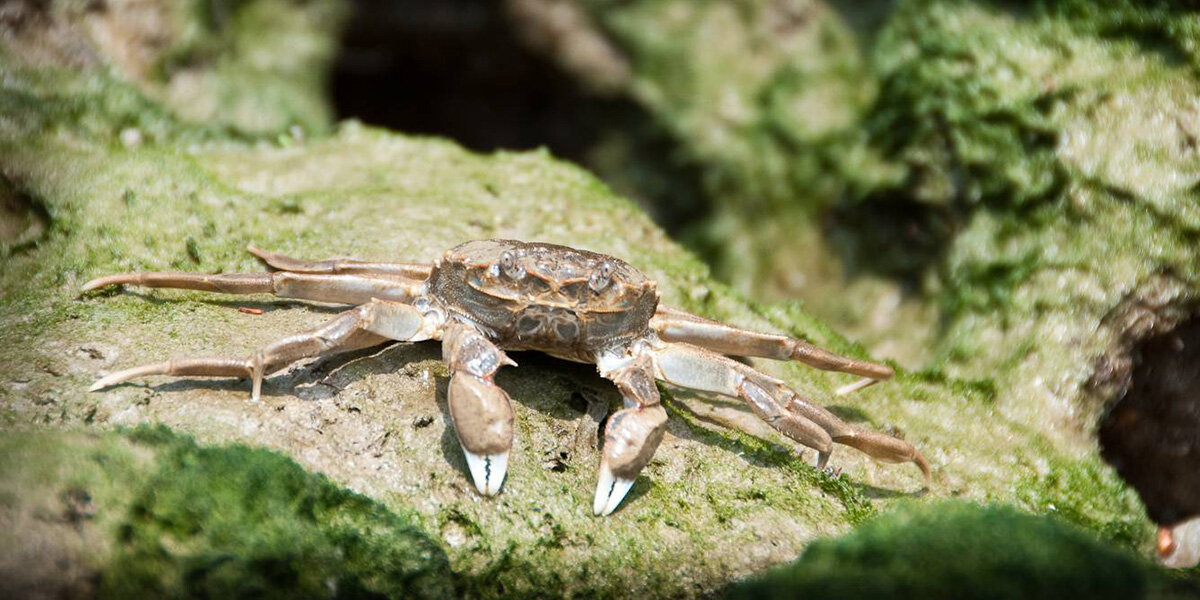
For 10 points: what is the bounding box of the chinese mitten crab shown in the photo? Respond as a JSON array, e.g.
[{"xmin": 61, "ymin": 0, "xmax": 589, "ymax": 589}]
[{"xmin": 84, "ymin": 240, "xmax": 929, "ymax": 515}]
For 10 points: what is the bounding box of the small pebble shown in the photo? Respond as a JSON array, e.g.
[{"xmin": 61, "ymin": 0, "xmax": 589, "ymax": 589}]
[{"xmin": 119, "ymin": 127, "xmax": 142, "ymax": 148}]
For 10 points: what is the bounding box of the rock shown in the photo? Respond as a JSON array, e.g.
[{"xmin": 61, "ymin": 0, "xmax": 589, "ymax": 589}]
[
  {"xmin": 726, "ymin": 501, "xmax": 1198, "ymax": 599},
  {"xmin": 0, "ymin": 427, "xmax": 455, "ymax": 600},
  {"xmin": 564, "ymin": 0, "xmax": 1200, "ymax": 566},
  {"xmin": 0, "ymin": 0, "xmax": 345, "ymax": 136},
  {"xmin": 0, "ymin": 0, "xmax": 1179, "ymax": 596}
]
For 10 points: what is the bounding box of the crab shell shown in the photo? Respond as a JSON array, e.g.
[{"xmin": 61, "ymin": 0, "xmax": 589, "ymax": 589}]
[{"xmin": 430, "ymin": 240, "xmax": 658, "ymax": 362}]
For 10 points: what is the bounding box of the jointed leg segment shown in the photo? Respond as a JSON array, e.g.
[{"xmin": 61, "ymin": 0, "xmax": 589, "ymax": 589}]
[
  {"xmin": 650, "ymin": 341, "xmax": 928, "ymax": 480},
  {"xmin": 90, "ymin": 299, "xmax": 437, "ymax": 400},
  {"xmin": 652, "ymin": 306, "xmax": 894, "ymax": 394},
  {"xmin": 82, "ymin": 270, "xmax": 422, "ymax": 306},
  {"xmin": 248, "ymin": 245, "xmax": 433, "ymax": 280}
]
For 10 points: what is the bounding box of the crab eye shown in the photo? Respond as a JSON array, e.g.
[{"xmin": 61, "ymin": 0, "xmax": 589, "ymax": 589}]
[
  {"xmin": 500, "ymin": 251, "xmax": 524, "ymax": 280},
  {"xmin": 589, "ymin": 262, "xmax": 614, "ymax": 292}
]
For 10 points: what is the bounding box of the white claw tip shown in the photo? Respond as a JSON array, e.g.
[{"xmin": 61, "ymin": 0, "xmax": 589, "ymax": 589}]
[
  {"xmin": 592, "ymin": 463, "xmax": 636, "ymax": 516},
  {"xmin": 463, "ymin": 448, "xmax": 509, "ymax": 497},
  {"xmin": 87, "ymin": 379, "xmax": 105, "ymax": 392}
]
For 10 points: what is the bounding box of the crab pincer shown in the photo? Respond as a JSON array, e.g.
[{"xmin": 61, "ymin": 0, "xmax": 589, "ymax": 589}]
[{"xmin": 443, "ymin": 322, "xmax": 517, "ymax": 496}]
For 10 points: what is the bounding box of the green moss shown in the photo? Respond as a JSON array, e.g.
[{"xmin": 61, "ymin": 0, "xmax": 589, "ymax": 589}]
[
  {"xmin": 725, "ymin": 502, "xmax": 1194, "ymax": 600},
  {"xmin": 1050, "ymin": 0, "xmax": 1200, "ymax": 71},
  {"xmin": 0, "ymin": 0, "xmax": 344, "ymax": 138},
  {"xmin": 583, "ymin": 0, "xmax": 882, "ymax": 289},
  {"xmin": 1011, "ymin": 452, "xmax": 1151, "ymax": 550},
  {"xmin": 99, "ymin": 426, "xmax": 454, "ymax": 599},
  {"xmin": 154, "ymin": 0, "xmax": 347, "ymax": 135},
  {"xmin": 863, "ymin": 2, "xmax": 1067, "ymax": 210},
  {"xmin": 0, "ymin": 427, "xmax": 453, "ymax": 599}
]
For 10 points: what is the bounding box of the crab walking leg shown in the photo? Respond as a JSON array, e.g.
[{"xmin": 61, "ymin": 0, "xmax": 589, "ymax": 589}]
[
  {"xmin": 651, "ymin": 307, "xmax": 893, "ymax": 393},
  {"xmin": 248, "ymin": 245, "xmax": 433, "ymax": 280},
  {"xmin": 651, "ymin": 342, "xmax": 930, "ymax": 481},
  {"xmin": 82, "ymin": 271, "xmax": 422, "ymax": 306},
  {"xmin": 90, "ymin": 299, "xmax": 439, "ymax": 401},
  {"xmin": 593, "ymin": 354, "xmax": 668, "ymax": 516},
  {"xmin": 442, "ymin": 322, "xmax": 518, "ymax": 496}
]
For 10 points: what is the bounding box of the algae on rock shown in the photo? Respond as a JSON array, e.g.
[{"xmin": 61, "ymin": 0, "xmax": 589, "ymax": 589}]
[
  {"xmin": 568, "ymin": 0, "xmax": 1200, "ymax": 549},
  {"xmin": 727, "ymin": 501, "xmax": 1198, "ymax": 600},
  {"xmin": 0, "ymin": 427, "xmax": 456, "ymax": 600},
  {"xmin": 0, "ymin": 0, "xmax": 1182, "ymax": 596},
  {"xmin": 0, "ymin": 0, "xmax": 345, "ymax": 136}
]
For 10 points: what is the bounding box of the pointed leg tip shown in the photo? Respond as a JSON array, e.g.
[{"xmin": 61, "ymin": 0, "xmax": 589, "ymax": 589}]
[
  {"xmin": 836, "ymin": 377, "xmax": 880, "ymax": 396},
  {"xmin": 914, "ymin": 453, "xmax": 932, "ymax": 483},
  {"xmin": 89, "ymin": 368, "xmax": 140, "ymax": 392},
  {"xmin": 80, "ymin": 277, "xmax": 110, "ymax": 293},
  {"xmin": 816, "ymin": 451, "xmax": 831, "ymax": 470}
]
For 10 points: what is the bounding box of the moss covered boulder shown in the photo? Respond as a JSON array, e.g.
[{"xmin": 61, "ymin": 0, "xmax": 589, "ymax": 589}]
[
  {"xmin": 0, "ymin": 0, "xmax": 1187, "ymax": 596},
  {"xmin": 727, "ymin": 502, "xmax": 1198, "ymax": 600},
  {"xmin": 0, "ymin": 427, "xmax": 454, "ymax": 599},
  {"xmin": 569, "ymin": 0, "xmax": 1200, "ymax": 560}
]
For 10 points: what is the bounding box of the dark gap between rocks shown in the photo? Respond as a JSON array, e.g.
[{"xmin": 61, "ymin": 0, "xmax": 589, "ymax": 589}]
[
  {"xmin": 328, "ymin": 0, "xmax": 708, "ymax": 232},
  {"xmin": 1097, "ymin": 312, "xmax": 1200, "ymax": 530}
]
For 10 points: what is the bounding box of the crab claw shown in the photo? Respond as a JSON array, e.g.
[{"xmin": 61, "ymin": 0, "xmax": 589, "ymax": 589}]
[
  {"xmin": 463, "ymin": 449, "xmax": 509, "ymax": 497},
  {"xmin": 593, "ymin": 463, "xmax": 637, "ymax": 517},
  {"xmin": 593, "ymin": 404, "xmax": 667, "ymax": 515},
  {"xmin": 448, "ymin": 372, "xmax": 514, "ymax": 496}
]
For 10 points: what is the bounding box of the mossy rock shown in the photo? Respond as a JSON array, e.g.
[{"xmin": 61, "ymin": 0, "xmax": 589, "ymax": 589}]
[
  {"xmin": 581, "ymin": 0, "xmax": 1200, "ymax": 551},
  {"xmin": 0, "ymin": 0, "xmax": 345, "ymax": 136},
  {"xmin": 726, "ymin": 501, "xmax": 1197, "ymax": 600},
  {"xmin": 0, "ymin": 426, "xmax": 455, "ymax": 599},
  {"xmin": 577, "ymin": 0, "xmax": 877, "ymax": 292},
  {"xmin": 0, "ymin": 2, "xmax": 1174, "ymax": 596}
]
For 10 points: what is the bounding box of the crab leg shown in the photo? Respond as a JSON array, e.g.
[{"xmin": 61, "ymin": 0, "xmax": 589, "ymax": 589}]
[
  {"xmin": 650, "ymin": 341, "xmax": 929, "ymax": 480},
  {"xmin": 652, "ymin": 306, "xmax": 893, "ymax": 394},
  {"xmin": 248, "ymin": 245, "xmax": 433, "ymax": 280},
  {"xmin": 442, "ymin": 322, "xmax": 517, "ymax": 496},
  {"xmin": 593, "ymin": 353, "xmax": 668, "ymax": 515},
  {"xmin": 82, "ymin": 271, "xmax": 422, "ymax": 306},
  {"xmin": 90, "ymin": 299, "xmax": 439, "ymax": 401}
]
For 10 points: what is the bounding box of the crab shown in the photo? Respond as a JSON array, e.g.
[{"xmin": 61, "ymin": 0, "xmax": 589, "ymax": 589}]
[{"xmin": 83, "ymin": 239, "xmax": 929, "ymax": 515}]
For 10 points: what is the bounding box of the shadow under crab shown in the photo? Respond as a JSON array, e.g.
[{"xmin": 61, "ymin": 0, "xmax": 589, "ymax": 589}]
[{"xmin": 84, "ymin": 239, "xmax": 929, "ymax": 515}]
